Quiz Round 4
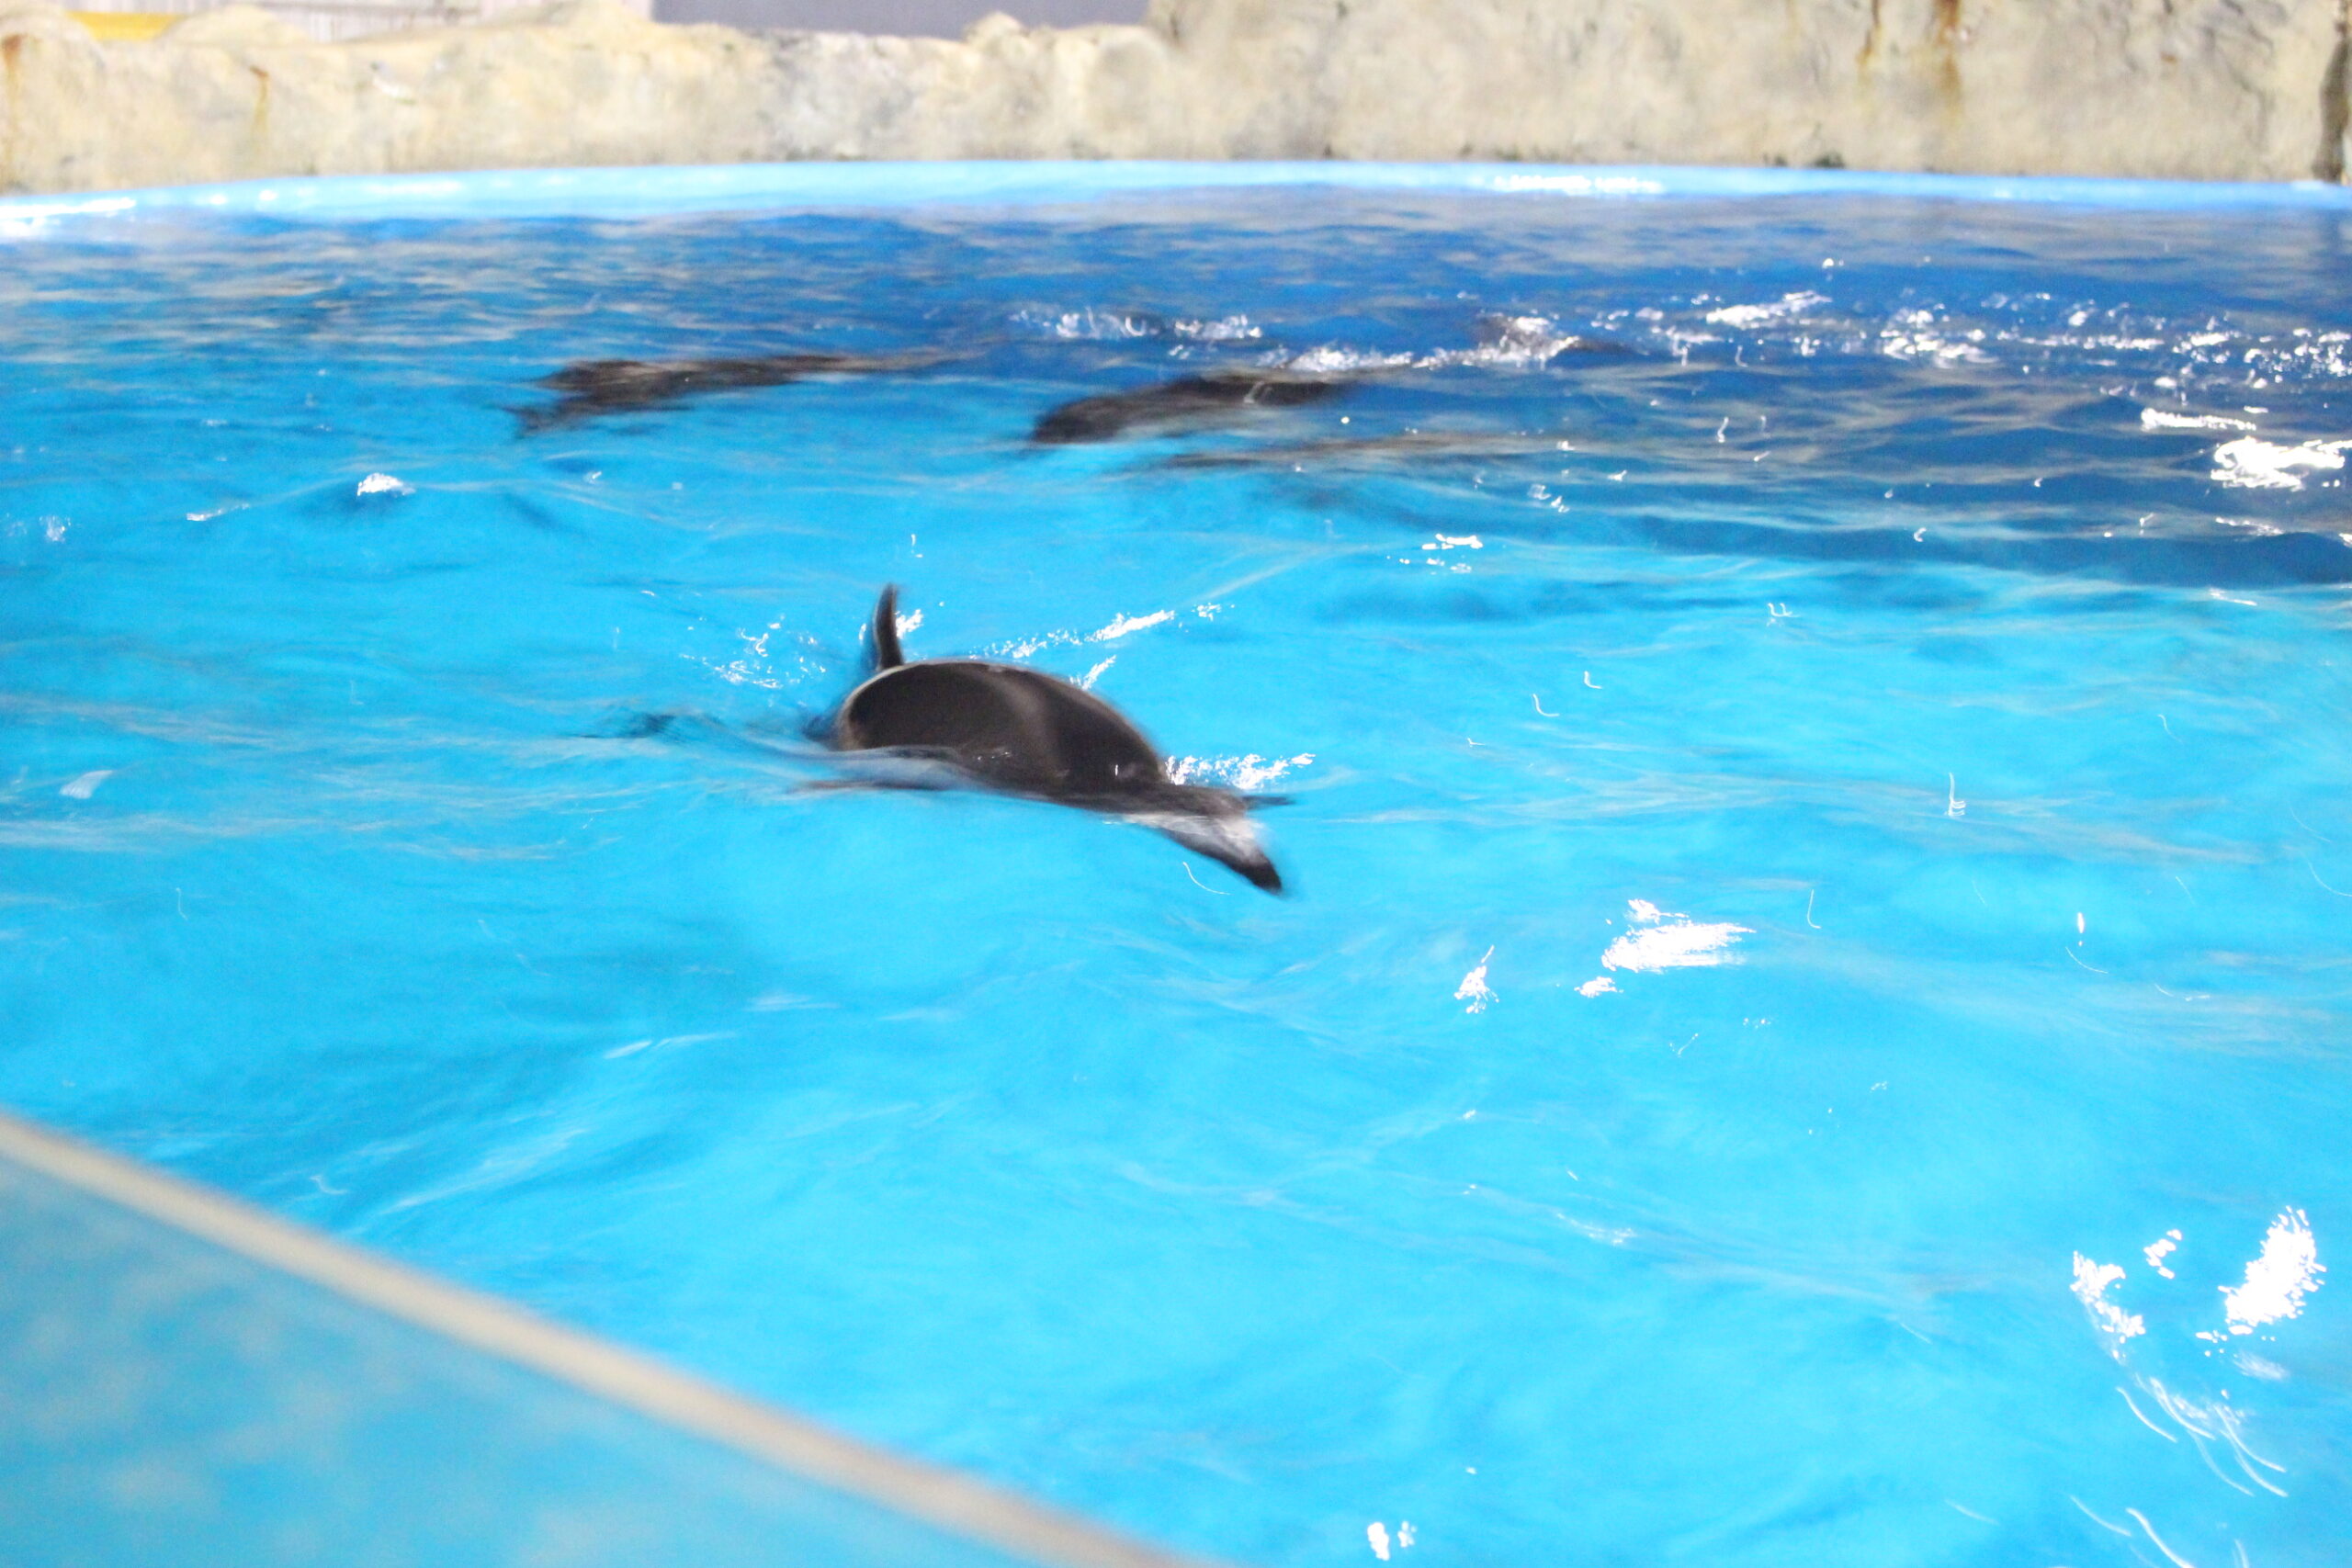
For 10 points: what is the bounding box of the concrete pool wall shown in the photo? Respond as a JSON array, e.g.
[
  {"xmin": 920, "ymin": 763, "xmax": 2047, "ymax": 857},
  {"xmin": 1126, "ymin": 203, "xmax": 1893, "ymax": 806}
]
[{"xmin": 2, "ymin": 0, "xmax": 2346, "ymax": 195}]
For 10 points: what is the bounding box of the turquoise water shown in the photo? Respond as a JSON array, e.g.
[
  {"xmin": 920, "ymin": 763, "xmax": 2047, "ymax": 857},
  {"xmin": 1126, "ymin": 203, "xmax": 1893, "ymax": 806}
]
[{"xmin": 4, "ymin": 181, "xmax": 2350, "ymax": 1565}]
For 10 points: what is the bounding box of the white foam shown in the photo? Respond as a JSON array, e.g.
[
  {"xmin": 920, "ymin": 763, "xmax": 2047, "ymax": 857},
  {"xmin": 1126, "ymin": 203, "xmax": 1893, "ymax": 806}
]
[
  {"xmin": 1600, "ymin": 899, "xmax": 1751, "ymax": 974},
  {"xmin": 1165, "ymin": 751, "xmax": 1314, "ymax": 790},
  {"xmin": 1018, "ymin": 307, "xmax": 1156, "ymax": 340},
  {"xmin": 1576, "ymin": 976, "xmax": 1617, "ymax": 998},
  {"xmin": 1880, "ymin": 329, "xmax": 1993, "ymax": 367},
  {"xmin": 1365, "ymin": 1522, "xmax": 1391, "ymax": 1562},
  {"xmin": 1079, "ymin": 656, "xmax": 1115, "ymax": 689},
  {"xmin": 355, "ymin": 472, "xmax": 413, "ymax": 497},
  {"xmin": 1173, "ymin": 315, "xmax": 1261, "ymax": 341},
  {"xmin": 1704, "ymin": 291, "xmax": 1829, "ymax": 328},
  {"xmin": 986, "ymin": 630, "xmax": 1080, "ymax": 661},
  {"xmin": 2211, "ymin": 436, "xmax": 2348, "ymax": 491},
  {"xmin": 2140, "ymin": 408, "xmax": 2255, "ymax": 433},
  {"xmin": 1454, "ymin": 948, "xmax": 1497, "ymax": 1013},
  {"xmin": 1091, "ymin": 609, "xmax": 1173, "ymax": 641},
  {"xmin": 2071, "ymin": 1253, "xmax": 2145, "ymax": 1357},
  {"xmin": 1281, "ymin": 345, "xmax": 1415, "ymax": 375},
  {"xmin": 1433, "ymin": 313, "xmax": 1586, "ymax": 367},
  {"xmin": 2221, "ymin": 1208, "xmax": 2324, "ymax": 1336},
  {"xmin": 59, "ymin": 770, "xmax": 112, "ymax": 800}
]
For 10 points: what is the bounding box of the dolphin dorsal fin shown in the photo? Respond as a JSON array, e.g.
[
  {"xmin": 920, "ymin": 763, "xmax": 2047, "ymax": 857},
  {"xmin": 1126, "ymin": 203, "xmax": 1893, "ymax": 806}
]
[{"xmin": 871, "ymin": 584, "xmax": 905, "ymax": 670}]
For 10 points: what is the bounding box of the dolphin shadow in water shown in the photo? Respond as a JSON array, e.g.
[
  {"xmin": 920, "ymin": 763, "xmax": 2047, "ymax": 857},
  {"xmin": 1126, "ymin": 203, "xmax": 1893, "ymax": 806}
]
[
  {"xmin": 812, "ymin": 586, "xmax": 1287, "ymax": 892},
  {"xmin": 1159, "ymin": 428, "xmax": 1576, "ymax": 471},
  {"xmin": 514, "ymin": 350, "xmax": 937, "ymax": 434}
]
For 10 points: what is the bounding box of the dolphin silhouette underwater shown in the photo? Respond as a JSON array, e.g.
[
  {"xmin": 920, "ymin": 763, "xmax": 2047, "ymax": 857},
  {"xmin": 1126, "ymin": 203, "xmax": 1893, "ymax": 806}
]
[
  {"xmin": 1030, "ymin": 368, "xmax": 1351, "ymax": 445},
  {"xmin": 821, "ymin": 586, "xmax": 1286, "ymax": 892},
  {"xmin": 515, "ymin": 350, "xmax": 934, "ymax": 434}
]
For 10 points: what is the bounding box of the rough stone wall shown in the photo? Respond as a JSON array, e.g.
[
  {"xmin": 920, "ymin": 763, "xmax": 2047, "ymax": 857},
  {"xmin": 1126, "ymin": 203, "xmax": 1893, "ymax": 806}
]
[{"xmin": 1, "ymin": 0, "xmax": 2346, "ymax": 195}]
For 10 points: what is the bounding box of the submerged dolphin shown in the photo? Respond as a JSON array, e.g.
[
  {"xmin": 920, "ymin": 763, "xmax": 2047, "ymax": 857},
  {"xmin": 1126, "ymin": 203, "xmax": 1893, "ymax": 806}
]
[
  {"xmin": 516, "ymin": 350, "xmax": 932, "ymax": 434},
  {"xmin": 1028, "ymin": 320, "xmax": 1633, "ymax": 446},
  {"xmin": 824, "ymin": 586, "xmax": 1285, "ymax": 892},
  {"xmin": 1030, "ymin": 368, "xmax": 1350, "ymax": 445}
]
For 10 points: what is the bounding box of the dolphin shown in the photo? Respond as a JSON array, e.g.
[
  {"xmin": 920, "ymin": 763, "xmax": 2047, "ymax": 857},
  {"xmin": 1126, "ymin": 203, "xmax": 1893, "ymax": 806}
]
[
  {"xmin": 823, "ymin": 586, "xmax": 1285, "ymax": 892},
  {"xmin": 1027, "ymin": 321, "xmax": 1634, "ymax": 446},
  {"xmin": 515, "ymin": 350, "xmax": 934, "ymax": 434},
  {"xmin": 1030, "ymin": 368, "xmax": 1351, "ymax": 446}
]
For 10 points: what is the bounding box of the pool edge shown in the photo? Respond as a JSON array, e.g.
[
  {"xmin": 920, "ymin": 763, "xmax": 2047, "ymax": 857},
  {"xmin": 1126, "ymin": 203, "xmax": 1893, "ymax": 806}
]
[
  {"xmin": 0, "ymin": 1106, "xmax": 1226, "ymax": 1568},
  {"xmin": 5, "ymin": 160, "xmax": 2351, "ymax": 227}
]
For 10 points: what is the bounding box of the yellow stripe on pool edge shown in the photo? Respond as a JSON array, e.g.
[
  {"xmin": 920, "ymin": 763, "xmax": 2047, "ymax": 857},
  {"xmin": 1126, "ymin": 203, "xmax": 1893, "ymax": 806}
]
[{"xmin": 71, "ymin": 11, "xmax": 180, "ymax": 40}]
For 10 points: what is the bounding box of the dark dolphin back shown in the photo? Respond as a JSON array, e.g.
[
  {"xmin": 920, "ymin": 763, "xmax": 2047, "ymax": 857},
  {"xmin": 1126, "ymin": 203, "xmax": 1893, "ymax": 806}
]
[{"xmin": 839, "ymin": 661, "xmax": 1163, "ymax": 797}]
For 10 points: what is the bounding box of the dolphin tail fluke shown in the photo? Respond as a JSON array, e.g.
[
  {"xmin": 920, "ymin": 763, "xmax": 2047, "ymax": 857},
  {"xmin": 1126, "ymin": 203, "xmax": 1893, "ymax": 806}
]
[{"xmin": 871, "ymin": 584, "xmax": 905, "ymax": 671}]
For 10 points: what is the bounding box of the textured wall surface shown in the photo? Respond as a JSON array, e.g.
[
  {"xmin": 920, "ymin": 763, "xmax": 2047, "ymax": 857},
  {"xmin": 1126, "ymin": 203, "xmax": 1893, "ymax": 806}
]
[{"xmin": 2, "ymin": 0, "xmax": 2346, "ymax": 195}]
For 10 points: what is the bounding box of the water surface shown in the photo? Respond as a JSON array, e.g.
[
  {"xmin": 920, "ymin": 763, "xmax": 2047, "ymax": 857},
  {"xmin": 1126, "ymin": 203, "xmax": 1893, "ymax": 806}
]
[{"xmin": 4, "ymin": 186, "xmax": 2349, "ymax": 1567}]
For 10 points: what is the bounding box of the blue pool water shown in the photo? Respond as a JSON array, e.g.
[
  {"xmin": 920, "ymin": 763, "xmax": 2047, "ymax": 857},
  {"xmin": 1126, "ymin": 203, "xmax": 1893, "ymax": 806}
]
[{"xmin": 5, "ymin": 173, "xmax": 2350, "ymax": 1566}]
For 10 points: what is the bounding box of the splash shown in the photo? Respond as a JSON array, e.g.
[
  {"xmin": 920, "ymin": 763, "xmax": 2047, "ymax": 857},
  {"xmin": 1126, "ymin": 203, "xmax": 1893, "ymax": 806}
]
[
  {"xmin": 1279, "ymin": 345, "xmax": 1415, "ymax": 375},
  {"xmin": 1705, "ymin": 291, "xmax": 1829, "ymax": 328},
  {"xmin": 1092, "ymin": 610, "xmax": 1174, "ymax": 641},
  {"xmin": 1600, "ymin": 900, "xmax": 1751, "ymax": 974},
  {"xmin": 1880, "ymin": 310, "xmax": 1993, "ymax": 366},
  {"xmin": 2211, "ymin": 436, "xmax": 2348, "ymax": 491},
  {"xmin": 1173, "ymin": 315, "xmax": 1261, "ymax": 341},
  {"xmin": 1437, "ymin": 313, "xmax": 1585, "ymax": 367},
  {"xmin": 1454, "ymin": 948, "xmax": 1497, "ymax": 1014},
  {"xmin": 2140, "ymin": 407, "xmax": 2255, "ymax": 433},
  {"xmin": 1014, "ymin": 307, "xmax": 1158, "ymax": 340},
  {"xmin": 2221, "ymin": 1209, "xmax": 2323, "ymax": 1336},
  {"xmin": 2071, "ymin": 1253, "xmax": 2145, "ymax": 1357},
  {"xmin": 356, "ymin": 472, "xmax": 413, "ymax": 497},
  {"xmin": 1165, "ymin": 752, "xmax": 1314, "ymax": 791}
]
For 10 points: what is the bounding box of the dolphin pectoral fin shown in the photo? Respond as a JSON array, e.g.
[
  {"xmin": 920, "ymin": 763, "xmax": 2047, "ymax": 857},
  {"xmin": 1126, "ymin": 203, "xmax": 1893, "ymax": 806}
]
[{"xmin": 1135, "ymin": 808, "xmax": 1283, "ymax": 894}]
